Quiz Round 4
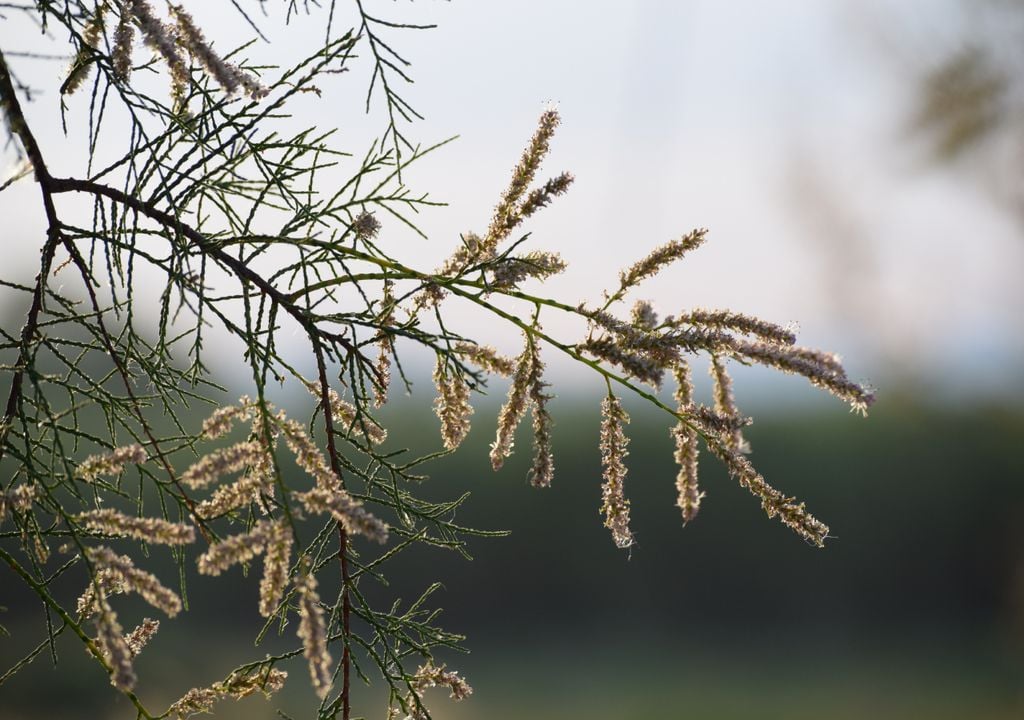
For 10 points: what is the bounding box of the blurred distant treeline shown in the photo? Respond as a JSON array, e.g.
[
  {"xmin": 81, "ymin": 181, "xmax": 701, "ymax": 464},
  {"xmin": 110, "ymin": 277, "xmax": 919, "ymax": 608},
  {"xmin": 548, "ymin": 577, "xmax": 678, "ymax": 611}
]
[{"xmin": 2, "ymin": 394, "xmax": 1021, "ymax": 719}]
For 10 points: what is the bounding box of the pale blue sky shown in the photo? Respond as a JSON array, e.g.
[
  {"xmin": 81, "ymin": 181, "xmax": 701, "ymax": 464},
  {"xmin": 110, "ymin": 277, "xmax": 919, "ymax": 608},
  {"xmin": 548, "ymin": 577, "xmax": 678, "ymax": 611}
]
[{"xmin": 2, "ymin": 1, "xmax": 1020, "ymax": 401}]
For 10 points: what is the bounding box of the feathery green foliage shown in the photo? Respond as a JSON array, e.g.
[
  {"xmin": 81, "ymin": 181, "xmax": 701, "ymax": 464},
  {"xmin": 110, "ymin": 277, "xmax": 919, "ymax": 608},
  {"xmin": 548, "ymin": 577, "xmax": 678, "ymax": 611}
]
[{"xmin": 0, "ymin": 3, "xmax": 874, "ymax": 718}]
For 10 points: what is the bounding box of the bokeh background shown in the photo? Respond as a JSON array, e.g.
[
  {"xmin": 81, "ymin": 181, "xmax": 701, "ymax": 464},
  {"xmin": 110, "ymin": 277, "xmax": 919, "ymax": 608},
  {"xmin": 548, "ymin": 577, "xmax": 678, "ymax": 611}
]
[{"xmin": 2, "ymin": 1, "xmax": 1023, "ymax": 718}]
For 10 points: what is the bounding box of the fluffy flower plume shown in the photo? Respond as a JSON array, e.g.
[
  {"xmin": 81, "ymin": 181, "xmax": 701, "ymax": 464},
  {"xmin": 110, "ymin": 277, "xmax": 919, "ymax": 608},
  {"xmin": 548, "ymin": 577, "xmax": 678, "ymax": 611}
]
[
  {"xmin": 259, "ymin": 520, "xmax": 293, "ymax": 617},
  {"xmin": 490, "ymin": 340, "xmax": 535, "ymax": 470},
  {"xmin": 63, "ymin": 4, "xmax": 107, "ymax": 94},
  {"xmin": 433, "ymin": 358, "xmax": 474, "ymax": 451},
  {"xmin": 513, "ymin": 171, "xmax": 575, "ymax": 224},
  {"xmin": 296, "ymin": 569, "xmax": 331, "ymax": 698},
  {"xmin": 671, "ymin": 364, "xmax": 702, "ymax": 524},
  {"xmin": 670, "ymin": 308, "xmax": 796, "ymax": 346},
  {"xmin": 111, "ymin": 7, "xmax": 135, "ymax": 82},
  {"xmin": 490, "ymin": 251, "xmax": 567, "ymax": 288},
  {"xmin": 86, "ymin": 546, "xmax": 183, "ymax": 617},
  {"xmin": 196, "ymin": 519, "xmax": 274, "ymax": 576},
  {"xmin": 426, "ymin": 109, "xmax": 567, "ymax": 305},
  {"xmin": 709, "ymin": 439, "xmax": 830, "ymax": 546},
  {"xmin": 93, "ymin": 593, "xmax": 136, "ymax": 691},
  {"xmin": 0, "ymin": 484, "xmax": 37, "ymax": 524},
  {"xmin": 453, "ymin": 342, "xmax": 516, "ymax": 376},
  {"xmin": 168, "ymin": 4, "xmax": 267, "ymax": 98},
  {"xmin": 77, "ymin": 444, "xmax": 148, "ymax": 481},
  {"xmin": 276, "ymin": 414, "xmax": 338, "ymax": 489},
  {"xmin": 631, "ymin": 300, "xmax": 659, "ymax": 330},
  {"xmin": 124, "ymin": 618, "xmax": 159, "ymax": 658},
  {"xmin": 525, "ymin": 342, "xmax": 554, "ymax": 488},
  {"xmin": 709, "ymin": 355, "xmax": 750, "ymax": 454},
  {"xmin": 76, "ymin": 568, "xmax": 124, "ymax": 617},
  {"xmin": 618, "ymin": 228, "xmax": 708, "ymax": 292},
  {"xmin": 599, "ymin": 395, "xmax": 634, "ymax": 549},
  {"xmin": 181, "ymin": 441, "xmax": 263, "ymax": 489},
  {"xmin": 298, "ymin": 487, "xmax": 389, "ymax": 544},
  {"xmin": 201, "ymin": 398, "xmax": 254, "ymax": 440},
  {"xmin": 129, "ymin": 0, "xmax": 190, "ymax": 104},
  {"xmin": 303, "ymin": 380, "xmax": 388, "ymax": 445},
  {"xmin": 76, "ymin": 508, "xmax": 196, "ymax": 545},
  {"xmin": 732, "ymin": 339, "xmax": 875, "ymax": 414},
  {"xmin": 486, "ymin": 108, "xmax": 562, "ymax": 246},
  {"xmin": 374, "ymin": 280, "xmax": 395, "ymax": 407},
  {"xmin": 195, "ymin": 472, "xmax": 272, "ymax": 519}
]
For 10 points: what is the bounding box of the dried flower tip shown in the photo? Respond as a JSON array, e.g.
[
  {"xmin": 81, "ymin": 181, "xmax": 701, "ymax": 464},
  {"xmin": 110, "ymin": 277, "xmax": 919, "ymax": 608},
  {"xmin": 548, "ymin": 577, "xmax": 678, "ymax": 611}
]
[
  {"xmin": 94, "ymin": 593, "xmax": 136, "ymax": 691},
  {"xmin": 672, "ymin": 308, "xmax": 797, "ymax": 346},
  {"xmin": 298, "ymin": 487, "xmax": 389, "ymax": 544},
  {"xmin": 352, "ymin": 210, "xmax": 382, "ymax": 240},
  {"xmin": 296, "ymin": 569, "xmax": 331, "ymax": 698},
  {"xmin": 169, "ymin": 4, "xmax": 268, "ymax": 98},
  {"xmin": 195, "ymin": 473, "xmax": 271, "ymax": 519},
  {"xmin": 303, "ymin": 380, "xmax": 388, "ymax": 445},
  {"xmin": 76, "ymin": 508, "xmax": 196, "ymax": 545},
  {"xmin": 181, "ymin": 440, "xmax": 262, "ymax": 489},
  {"xmin": 87, "ymin": 546, "xmax": 183, "ymax": 616},
  {"xmin": 618, "ymin": 228, "xmax": 708, "ymax": 292},
  {"xmin": 672, "ymin": 364, "xmax": 702, "ymax": 524},
  {"xmin": 631, "ymin": 300, "xmax": 659, "ymax": 330},
  {"xmin": 259, "ymin": 520, "xmax": 293, "ymax": 617},
  {"xmin": 490, "ymin": 251, "xmax": 567, "ymax": 288},
  {"xmin": 433, "ymin": 358, "xmax": 474, "ymax": 451},
  {"xmin": 709, "ymin": 355, "xmax": 750, "ymax": 453},
  {"xmin": 78, "ymin": 444, "xmax": 148, "ymax": 481},
  {"xmin": 599, "ymin": 395, "xmax": 634, "ymax": 549},
  {"xmin": 124, "ymin": 618, "xmax": 159, "ymax": 657},
  {"xmin": 453, "ymin": 342, "xmax": 516, "ymax": 376},
  {"xmin": 733, "ymin": 339, "xmax": 874, "ymax": 414},
  {"xmin": 490, "ymin": 340, "xmax": 535, "ymax": 470},
  {"xmin": 63, "ymin": 4, "xmax": 108, "ymax": 95},
  {"xmin": 196, "ymin": 519, "xmax": 274, "ymax": 575},
  {"xmin": 112, "ymin": 7, "xmax": 135, "ymax": 82},
  {"xmin": 201, "ymin": 397, "xmax": 254, "ymax": 439},
  {"xmin": 486, "ymin": 108, "xmax": 561, "ymax": 246},
  {"xmin": 710, "ymin": 440, "xmax": 830, "ymax": 546}
]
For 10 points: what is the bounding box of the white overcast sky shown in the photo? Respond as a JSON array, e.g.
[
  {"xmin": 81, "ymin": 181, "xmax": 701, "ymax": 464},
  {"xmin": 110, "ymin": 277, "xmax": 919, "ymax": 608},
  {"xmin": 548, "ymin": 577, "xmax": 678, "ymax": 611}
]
[{"xmin": 2, "ymin": 0, "xmax": 1021, "ymax": 403}]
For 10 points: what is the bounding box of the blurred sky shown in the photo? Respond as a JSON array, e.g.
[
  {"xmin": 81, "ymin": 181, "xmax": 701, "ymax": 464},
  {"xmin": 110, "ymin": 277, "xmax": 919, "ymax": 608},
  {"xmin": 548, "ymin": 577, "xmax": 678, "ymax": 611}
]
[{"xmin": 2, "ymin": 0, "xmax": 1021, "ymax": 400}]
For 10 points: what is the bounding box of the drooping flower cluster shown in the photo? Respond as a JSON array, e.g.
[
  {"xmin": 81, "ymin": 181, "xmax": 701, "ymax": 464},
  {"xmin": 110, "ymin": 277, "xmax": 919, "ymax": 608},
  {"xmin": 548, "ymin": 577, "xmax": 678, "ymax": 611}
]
[
  {"xmin": 433, "ymin": 357, "xmax": 474, "ymax": 451},
  {"xmin": 76, "ymin": 508, "xmax": 196, "ymax": 545},
  {"xmin": 599, "ymin": 395, "xmax": 634, "ymax": 549},
  {"xmin": 296, "ymin": 568, "xmax": 331, "ymax": 698},
  {"xmin": 490, "ymin": 337, "xmax": 551, "ymax": 486},
  {"xmin": 77, "ymin": 444, "xmax": 148, "ymax": 482},
  {"xmin": 671, "ymin": 364, "xmax": 702, "ymax": 524}
]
